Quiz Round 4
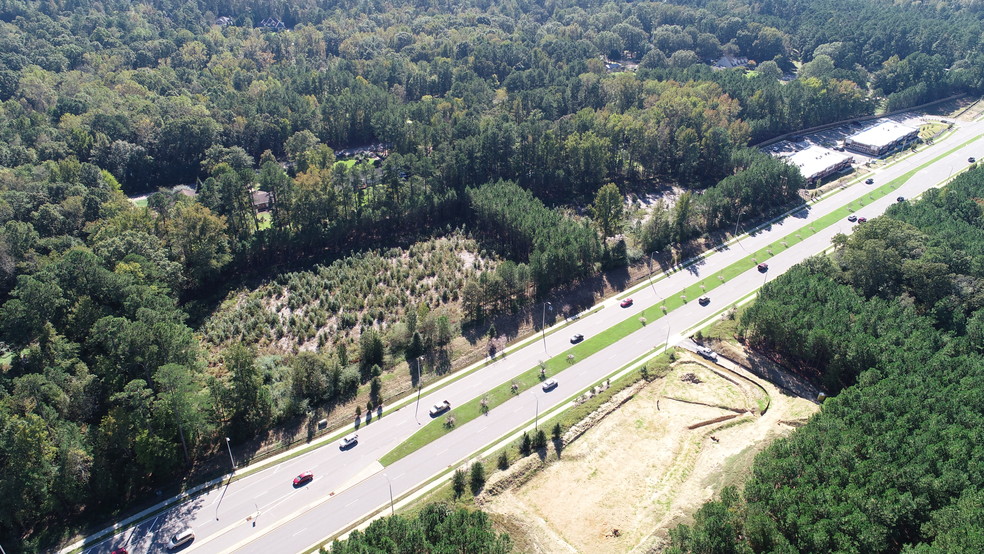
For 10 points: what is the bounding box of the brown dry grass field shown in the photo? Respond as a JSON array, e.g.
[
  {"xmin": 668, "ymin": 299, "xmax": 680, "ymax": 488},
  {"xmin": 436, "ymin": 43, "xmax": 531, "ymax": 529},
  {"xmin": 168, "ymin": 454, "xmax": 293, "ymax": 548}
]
[{"xmin": 481, "ymin": 348, "xmax": 819, "ymax": 553}]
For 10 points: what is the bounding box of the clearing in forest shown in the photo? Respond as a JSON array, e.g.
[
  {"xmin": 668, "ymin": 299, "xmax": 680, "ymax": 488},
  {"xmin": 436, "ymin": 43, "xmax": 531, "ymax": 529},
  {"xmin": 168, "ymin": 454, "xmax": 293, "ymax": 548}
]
[{"xmin": 482, "ymin": 349, "xmax": 818, "ymax": 553}]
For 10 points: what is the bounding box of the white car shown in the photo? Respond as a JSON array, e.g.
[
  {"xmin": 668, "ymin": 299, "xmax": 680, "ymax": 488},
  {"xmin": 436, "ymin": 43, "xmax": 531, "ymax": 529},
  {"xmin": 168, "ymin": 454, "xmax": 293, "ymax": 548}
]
[
  {"xmin": 696, "ymin": 346, "xmax": 718, "ymax": 361},
  {"xmin": 542, "ymin": 378, "xmax": 558, "ymax": 391},
  {"xmin": 167, "ymin": 529, "xmax": 194, "ymax": 550},
  {"xmin": 339, "ymin": 433, "xmax": 359, "ymax": 449},
  {"xmin": 429, "ymin": 400, "xmax": 451, "ymax": 417}
]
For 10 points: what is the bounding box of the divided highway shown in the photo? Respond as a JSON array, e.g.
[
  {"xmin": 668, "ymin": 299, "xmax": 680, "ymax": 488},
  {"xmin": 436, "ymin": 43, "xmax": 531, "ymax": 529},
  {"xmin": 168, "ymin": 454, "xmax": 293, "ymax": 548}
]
[{"xmin": 83, "ymin": 118, "xmax": 984, "ymax": 554}]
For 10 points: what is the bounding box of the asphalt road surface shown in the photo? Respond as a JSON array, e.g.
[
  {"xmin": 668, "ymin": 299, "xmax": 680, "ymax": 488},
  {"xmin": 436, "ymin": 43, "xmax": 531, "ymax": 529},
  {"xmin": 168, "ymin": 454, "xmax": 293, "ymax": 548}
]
[{"xmin": 84, "ymin": 118, "xmax": 984, "ymax": 554}]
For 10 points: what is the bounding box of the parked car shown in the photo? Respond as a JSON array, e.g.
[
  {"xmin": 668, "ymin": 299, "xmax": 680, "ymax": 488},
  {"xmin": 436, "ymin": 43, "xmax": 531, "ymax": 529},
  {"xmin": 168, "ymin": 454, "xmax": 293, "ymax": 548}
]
[
  {"xmin": 620, "ymin": 298, "xmax": 633, "ymax": 308},
  {"xmin": 865, "ymin": 177, "xmax": 874, "ymax": 184},
  {"xmin": 698, "ymin": 296, "xmax": 710, "ymax": 306},
  {"xmin": 696, "ymin": 346, "xmax": 718, "ymax": 361},
  {"xmin": 757, "ymin": 263, "xmax": 768, "ymax": 272},
  {"xmin": 339, "ymin": 434, "xmax": 359, "ymax": 449},
  {"xmin": 542, "ymin": 378, "xmax": 558, "ymax": 391},
  {"xmin": 429, "ymin": 400, "xmax": 451, "ymax": 417},
  {"xmin": 847, "ymin": 214, "xmax": 858, "ymax": 222},
  {"xmin": 293, "ymin": 471, "xmax": 314, "ymax": 486},
  {"xmin": 857, "ymin": 217, "xmax": 867, "ymax": 223},
  {"xmin": 167, "ymin": 529, "xmax": 195, "ymax": 550},
  {"xmin": 570, "ymin": 333, "xmax": 584, "ymax": 343},
  {"xmin": 897, "ymin": 196, "xmax": 905, "ymax": 202}
]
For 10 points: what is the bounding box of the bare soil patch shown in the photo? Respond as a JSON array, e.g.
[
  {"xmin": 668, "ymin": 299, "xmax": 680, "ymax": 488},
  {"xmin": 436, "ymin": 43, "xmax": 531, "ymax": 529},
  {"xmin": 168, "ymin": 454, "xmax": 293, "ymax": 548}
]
[{"xmin": 482, "ymin": 348, "xmax": 818, "ymax": 553}]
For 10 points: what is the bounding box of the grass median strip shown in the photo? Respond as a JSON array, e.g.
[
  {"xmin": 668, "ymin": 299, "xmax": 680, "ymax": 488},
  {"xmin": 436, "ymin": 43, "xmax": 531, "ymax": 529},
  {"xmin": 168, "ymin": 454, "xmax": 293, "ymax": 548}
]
[{"xmin": 380, "ymin": 131, "xmax": 983, "ymax": 467}]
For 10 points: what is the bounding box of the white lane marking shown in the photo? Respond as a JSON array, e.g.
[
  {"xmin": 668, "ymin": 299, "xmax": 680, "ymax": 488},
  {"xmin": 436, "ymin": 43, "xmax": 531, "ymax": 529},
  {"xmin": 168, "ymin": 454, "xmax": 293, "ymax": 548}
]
[
  {"xmin": 345, "ymin": 499, "xmax": 359, "ymax": 507},
  {"xmin": 293, "ymin": 528, "xmax": 306, "ymax": 537}
]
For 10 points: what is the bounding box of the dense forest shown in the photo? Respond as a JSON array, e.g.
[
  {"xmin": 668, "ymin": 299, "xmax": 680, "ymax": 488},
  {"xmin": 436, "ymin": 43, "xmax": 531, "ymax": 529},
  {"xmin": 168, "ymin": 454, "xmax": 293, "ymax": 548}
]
[
  {"xmin": 670, "ymin": 168, "xmax": 984, "ymax": 552},
  {"xmin": 323, "ymin": 503, "xmax": 511, "ymax": 554},
  {"xmin": 1, "ymin": 0, "xmax": 984, "ymax": 548}
]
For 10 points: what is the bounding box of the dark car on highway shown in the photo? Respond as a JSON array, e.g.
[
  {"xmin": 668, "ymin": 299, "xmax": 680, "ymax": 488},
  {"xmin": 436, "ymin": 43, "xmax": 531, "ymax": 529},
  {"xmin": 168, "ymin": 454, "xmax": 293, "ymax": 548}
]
[
  {"xmin": 757, "ymin": 263, "xmax": 768, "ymax": 272},
  {"xmin": 847, "ymin": 214, "xmax": 858, "ymax": 222},
  {"xmin": 865, "ymin": 178, "xmax": 874, "ymax": 184}
]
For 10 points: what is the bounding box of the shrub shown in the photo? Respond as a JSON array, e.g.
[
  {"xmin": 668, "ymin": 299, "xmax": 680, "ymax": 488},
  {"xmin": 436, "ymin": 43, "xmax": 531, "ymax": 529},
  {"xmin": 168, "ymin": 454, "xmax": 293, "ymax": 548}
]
[{"xmin": 497, "ymin": 451, "xmax": 509, "ymax": 470}]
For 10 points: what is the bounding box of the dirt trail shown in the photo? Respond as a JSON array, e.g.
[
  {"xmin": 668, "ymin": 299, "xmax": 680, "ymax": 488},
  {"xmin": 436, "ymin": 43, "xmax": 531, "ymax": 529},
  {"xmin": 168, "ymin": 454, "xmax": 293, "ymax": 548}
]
[{"xmin": 482, "ymin": 349, "xmax": 819, "ymax": 553}]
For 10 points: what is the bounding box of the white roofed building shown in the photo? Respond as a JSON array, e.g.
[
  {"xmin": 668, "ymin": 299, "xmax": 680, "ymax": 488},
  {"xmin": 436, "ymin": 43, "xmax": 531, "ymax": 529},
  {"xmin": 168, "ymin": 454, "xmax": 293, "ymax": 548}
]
[
  {"xmin": 785, "ymin": 146, "xmax": 854, "ymax": 183},
  {"xmin": 845, "ymin": 121, "xmax": 919, "ymax": 157}
]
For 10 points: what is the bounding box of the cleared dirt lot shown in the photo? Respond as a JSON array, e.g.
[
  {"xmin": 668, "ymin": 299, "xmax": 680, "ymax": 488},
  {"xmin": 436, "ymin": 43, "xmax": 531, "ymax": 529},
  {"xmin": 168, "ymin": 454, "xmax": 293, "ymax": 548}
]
[{"xmin": 482, "ymin": 349, "xmax": 819, "ymax": 553}]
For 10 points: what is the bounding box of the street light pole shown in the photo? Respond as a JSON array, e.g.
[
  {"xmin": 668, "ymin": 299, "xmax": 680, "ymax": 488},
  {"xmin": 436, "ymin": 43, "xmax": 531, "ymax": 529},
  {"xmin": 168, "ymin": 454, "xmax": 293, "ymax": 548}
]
[
  {"xmin": 225, "ymin": 437, "xmax": 236, "ymax": 470},
  {"xmin": 383, "ymin": 473, "xmax": 395, "ymax": 516},
  {"xmin": 649, "ymin": 250, "xmax": 662, "ymax": 301},
  {"xmin": 531, "ymin": 391, "xmax": 539, "ymax": 430},
  {"xmin": 735, "ymin": 208, "xmax": 747, "ymax": 250},
  {"xmin": 414, "ymin": 356, "xmax": 423, "ymax": 425},
  {"xmin": 541, "ymin": 301, "xmax": 552, "ymax": 353}
]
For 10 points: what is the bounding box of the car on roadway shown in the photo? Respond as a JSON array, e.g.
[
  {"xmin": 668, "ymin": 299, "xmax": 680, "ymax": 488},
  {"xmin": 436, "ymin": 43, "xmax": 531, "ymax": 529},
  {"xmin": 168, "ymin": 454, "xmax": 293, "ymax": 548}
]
[
  {"xmin": 111, "ymin": 549, "xmax": 128, "ymax": 554},
  {"xmin": 167, "ymin": 529, "xmax": 195, "ymax": 550},
  {"xmin": 857, "ymin": 217, "xmax": 867, "ymax": 223},
  {"xmin": 696, "ymin": 346, "xmax": 718, "ymax": 361},
  {"xmin": 429, "ymin": 400, "xmax": 451, "ymax": 417},
  {"xmin": 865, "ymin": 177, "xmax": 874, "ymax": 184},
  {"xmin": 570, "ymin": 333, "xmax": 584, "ymax": 343},
  {"xmin": 847, "ymin": 214, "xmax": 858, "ymax": 222},
  {"xmin": 293, "ymin": 471, "xmax": 314, "ymax": 487},
  {"xmin": 897, "ymin": 196, "xmax": 905, "ymax": 203},
  {"xmin": 542, "ymin": 378, "xmax": 558, "ymax": 391},
  {"xmin": 969, "ymin": 157, "xmax": 976, "ymax": 163},
  {"xmin": 620, "ymin": 298, "xmax": 633, "ymax": 308},
  {"xmin": 339, "ymin": 433, "xmax": 359, "ymax": 449},
  {"xmin": 757, "ymin": 263, "xmax": 768, "ymax": 272},
  {"xmin": 698, "ymin": 296, "xmax": 710, "ymax": 306}
]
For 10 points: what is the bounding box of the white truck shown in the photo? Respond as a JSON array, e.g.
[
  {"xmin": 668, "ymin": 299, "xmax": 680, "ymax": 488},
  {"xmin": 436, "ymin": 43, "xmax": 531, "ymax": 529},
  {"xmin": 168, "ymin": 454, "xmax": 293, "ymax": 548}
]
[{"xmin": 697, "ymin": 346, "xmax": 718, "ymax": 362}]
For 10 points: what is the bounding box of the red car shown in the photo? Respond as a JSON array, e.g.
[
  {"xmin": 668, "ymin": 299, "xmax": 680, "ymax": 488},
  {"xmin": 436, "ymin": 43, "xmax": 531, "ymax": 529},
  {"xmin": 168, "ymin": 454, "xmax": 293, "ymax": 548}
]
[
  {"xmin": 620, "ymin": 298, "xmax": 633, "ymax": 308},
  {"xmin": 111, "ymin": 549, "xmax": 128, "ymax": 554},
  {"xmin": 857, "ymin": 217, "xmax": 867, "ymax": 223},
  {"xmin": 757, "ymin": 263, "xmax": 768, "ymax": 272},
  {"xmin": 293, "ymin": 471, "xmax": 314, "ymax": 486}
]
